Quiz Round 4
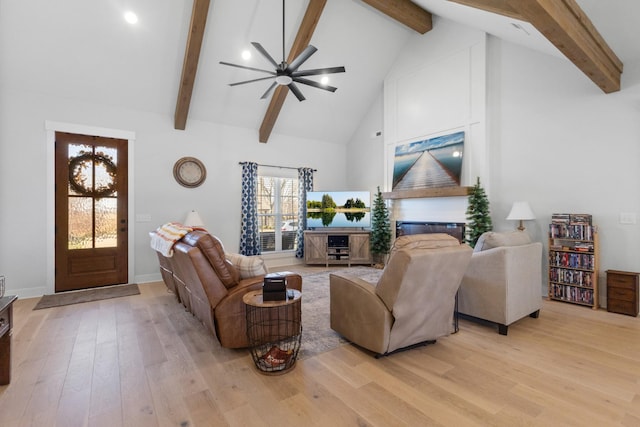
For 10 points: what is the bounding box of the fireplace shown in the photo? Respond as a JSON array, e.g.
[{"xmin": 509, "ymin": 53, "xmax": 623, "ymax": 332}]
[{"xmin": 395, "ymin": 221, "xmax": 466, "ymax": 243}]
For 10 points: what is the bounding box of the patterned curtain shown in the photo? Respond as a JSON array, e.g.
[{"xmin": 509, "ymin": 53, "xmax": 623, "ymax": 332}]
[
  {"xmin": 239, "ymin": 162, "xmax": 261, "ymax": 255},
  {"xmin": 295, "ymin": 167, "xmax": 314, "ymax": 258}
]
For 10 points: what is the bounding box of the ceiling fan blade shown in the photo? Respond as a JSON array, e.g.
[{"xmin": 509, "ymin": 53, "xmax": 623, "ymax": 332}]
[
  {"xmin": 251, "ymin": 42, "xmax": 280, "ymax": 69},
  {"xmin": 288, "ymin": 82, "xmax": 306, "ymax": 102},
  {"xmin": 287, "ymin": 45, "xmax": 318, "ymax": 72},
  {"xmin": 229, "ymin": 76, "xmax": 277, "ymax": 87},
  {"xmin": 291, "ymin": 66, "xmax": 346, "ymax": 78},
  {"xmin": 293, "ymin": 77, "xmax": 338, "ymax": 93},
  {"xmin": 260, "ymin": 82, "xmax": 278, "ymax": 99},
  {"xmin": 219, "ymin": 61, "xmax": 275, "ymax": 75}
]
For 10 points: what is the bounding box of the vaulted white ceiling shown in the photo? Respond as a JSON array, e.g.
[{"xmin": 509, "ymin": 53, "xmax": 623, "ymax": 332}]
[{"xmin": 2, "ymin": 0, "xmax": 638, "ymax": 145}]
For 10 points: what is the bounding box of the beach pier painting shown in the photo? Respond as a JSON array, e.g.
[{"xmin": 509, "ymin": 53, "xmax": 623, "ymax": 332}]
[{"xmin": 392, "ymin": 131, "xmax": 464, "ymax": 191}]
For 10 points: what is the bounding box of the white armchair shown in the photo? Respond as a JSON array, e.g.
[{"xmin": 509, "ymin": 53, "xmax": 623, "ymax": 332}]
[{"xmin": 458, "ymin": 231, "xmax": 543, "ymax": 335}]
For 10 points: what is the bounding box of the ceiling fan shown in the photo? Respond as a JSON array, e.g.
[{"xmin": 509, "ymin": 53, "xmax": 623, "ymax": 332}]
[{"xmin": 219, "ymin": 0, "xmax": 345, "ymax": 102}]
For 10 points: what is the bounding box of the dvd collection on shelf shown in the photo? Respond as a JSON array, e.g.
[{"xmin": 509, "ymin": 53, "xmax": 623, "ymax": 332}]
[
  {"xmin": 549, "ymin": 267, "xmax": 593, "ymax": 287},
  {"xmin": 549, "ymin": 283, "xmax": 594, "ymax": 305},
  {"xmin": 549, "ymin": 252, "xmax": 595, "ymax": 270},
  {"xmin": 548, "ymin": 213, "xmax": 599, "ymax": 308},
  {"xmin": 549, "ymin": 213, "xmax": 595, "ymax": 241}
]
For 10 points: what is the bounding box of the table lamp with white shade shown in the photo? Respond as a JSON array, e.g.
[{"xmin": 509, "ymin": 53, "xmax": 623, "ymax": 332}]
[
  {"xmin": 184, "ymin": 210, "xmax": 205, "ymax": 228},
  {"xmin": 506, "ymin": 201, "xmax": 535, "ymax": 231}
]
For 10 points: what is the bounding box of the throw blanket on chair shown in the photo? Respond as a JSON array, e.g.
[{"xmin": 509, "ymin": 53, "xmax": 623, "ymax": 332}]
[{"xmin": 150, "ymin": 222, "xmax": 193, "ymax": 257}]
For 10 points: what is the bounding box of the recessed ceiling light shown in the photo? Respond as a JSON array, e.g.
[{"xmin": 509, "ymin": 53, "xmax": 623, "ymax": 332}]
[
  {"xmin": 124, "ymin": 11, "xmax": 138, "ymax": 24},
  {"xmin": 242, "ymin": 50, "xmax": 251, "ymax": 60},
  {"xmin": 321, "ymin": 76, "xmax": 329, "ymax": 85}
]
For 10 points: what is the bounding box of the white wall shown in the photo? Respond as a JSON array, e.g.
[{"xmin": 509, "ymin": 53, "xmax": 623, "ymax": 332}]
[
  {"xmin": 0, "ymin": 89, "xmax": 346, "ymax": 297},
  {"xmin": 346, "ymin": 18, "xmax": 640, "ymax": 302},
  {"xmin": 346, "ymin": 92, "xmax": 385, "ymax": 193},
  {"xmin": 382, "ymin": 18, "xmax": 487, "ymax": 225},
  {"xmin": 488, "ymin": 37, "xmax": 640, "ymax": 302}
]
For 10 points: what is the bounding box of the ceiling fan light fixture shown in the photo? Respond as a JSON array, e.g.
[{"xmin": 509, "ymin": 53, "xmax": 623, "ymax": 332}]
[
  {"xmin": 219, "ymin": 0, "xmax": 345, "ymax": 101},
  {"xmin": 275, "ymin": 75, "xmax": 292, "ymax": 85}
]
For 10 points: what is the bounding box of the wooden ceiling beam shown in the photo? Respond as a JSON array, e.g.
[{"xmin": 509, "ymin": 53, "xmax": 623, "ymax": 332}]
[
  {"xmin": 508, "ymin": 0, "xmax": 622, "ymax": 93},
  {"xmin": 174, "ymin": 0, "xmax": 211, "ymax": 130},
  {"xmin": 448, "ymin": 0, "xmax": 523, "ymax": 20},
  {"xmin": 360, "ymin": 0, "xmax": 433, "ymax": 34},
  {"xmin": 259, "ymin": 0, "xmax": 327, "ymax": 143},
  {"xmin": 448, "ymin": 0, "xmax": 622, "ymax": 93}
]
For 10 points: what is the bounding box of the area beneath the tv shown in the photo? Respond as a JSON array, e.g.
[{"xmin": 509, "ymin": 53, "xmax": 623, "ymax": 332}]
[{"xmin": 303, "ymin": 228, "xmax": 372, "ymax": 267}]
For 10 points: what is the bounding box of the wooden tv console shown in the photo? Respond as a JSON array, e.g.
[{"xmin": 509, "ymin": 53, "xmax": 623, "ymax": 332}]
[{"xmin": 303, "ymin": 230, "xmax": 372, "ymax": 267}]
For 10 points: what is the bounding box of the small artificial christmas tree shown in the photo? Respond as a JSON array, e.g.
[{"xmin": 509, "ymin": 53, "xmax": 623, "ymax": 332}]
[
  {"xmin": 466, "ymin": 177, "xmax": 493, "ymax": 248},
  {"xmin": 370, "ymin": 186, "xmax": 392, "ymax": 265}
]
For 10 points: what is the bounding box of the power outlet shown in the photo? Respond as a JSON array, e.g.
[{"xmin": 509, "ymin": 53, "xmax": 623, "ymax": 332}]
[{"xmin": 619, "ymin": 212, "xmax": 637, "ymax": 225}]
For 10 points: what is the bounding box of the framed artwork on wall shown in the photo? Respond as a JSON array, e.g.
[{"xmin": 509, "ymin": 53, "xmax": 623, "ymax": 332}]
[{"xmin": 391, "ymin": 130, "xmax": 465, "ymax": 191}]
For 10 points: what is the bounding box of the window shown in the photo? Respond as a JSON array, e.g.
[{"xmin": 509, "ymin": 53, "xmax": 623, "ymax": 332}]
[{"xmin": 257, "ymin": 175, "xmax": 299, "ymax": 252}]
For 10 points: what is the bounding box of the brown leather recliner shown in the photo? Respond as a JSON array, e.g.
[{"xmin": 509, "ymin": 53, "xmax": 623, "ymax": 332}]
[
  {"xmin": 165, "ymin": 230, "xmax": 302, "ymax": 348},
  {"xmin": 155, "ymin": 250, "xmax": 186, "ymax": 305}
]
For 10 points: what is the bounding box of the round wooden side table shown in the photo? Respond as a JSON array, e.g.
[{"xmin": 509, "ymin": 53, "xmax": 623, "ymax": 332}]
[{"xmin": 242, "ymin": 289, "xmax": 302, "ymax": 375}]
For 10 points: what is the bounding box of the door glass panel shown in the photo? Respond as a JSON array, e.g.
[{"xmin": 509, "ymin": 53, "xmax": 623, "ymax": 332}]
[
  {"xmin": 95, "ymin": 198, "xmax": 117, "ymax": 248},
  {"xmin": 68, "ymin": 143, "xmax": 93, "ymax": 196},
  {"xmin": 69, "ymin": 197, "xmax": 93, "ymax": 249},
  {"xmin": 67, "ymin": 143, "xmax": 119, "ymax": 249},
  {"xmin": 95, "ymin": 146, "xmax": 117, "ymax": 197}
]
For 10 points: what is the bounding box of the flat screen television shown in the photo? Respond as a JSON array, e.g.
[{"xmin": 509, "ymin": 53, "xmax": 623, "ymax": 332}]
[{"xmin": 306, "ymin": 191, "xmax": 371, "ymax": 229}]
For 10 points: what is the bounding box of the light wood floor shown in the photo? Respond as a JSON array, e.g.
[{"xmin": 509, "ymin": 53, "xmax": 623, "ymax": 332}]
[{"xmin": 1, "ymin": 271, "xmax": 639, "ymax": 426}]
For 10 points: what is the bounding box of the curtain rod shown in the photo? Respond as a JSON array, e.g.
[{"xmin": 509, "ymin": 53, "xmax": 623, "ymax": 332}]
[{"xmin": 238, "ymin": 162, "xmax": 316, "ymax": 172}]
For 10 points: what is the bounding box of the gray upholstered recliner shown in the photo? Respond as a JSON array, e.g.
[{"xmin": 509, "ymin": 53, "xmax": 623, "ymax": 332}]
[
  {"xmin": 329, "ymin": 234, "xmax": 473, "ymax": 356},
  {"xmin": 458, "ymin": 230, "xmax": 543, "ymax": 335}
]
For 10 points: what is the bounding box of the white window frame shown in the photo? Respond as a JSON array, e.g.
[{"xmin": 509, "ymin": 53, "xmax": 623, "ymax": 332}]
[{"xmin": 257, "ymin": 171, "xmax": 298, "ymax": 253}]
